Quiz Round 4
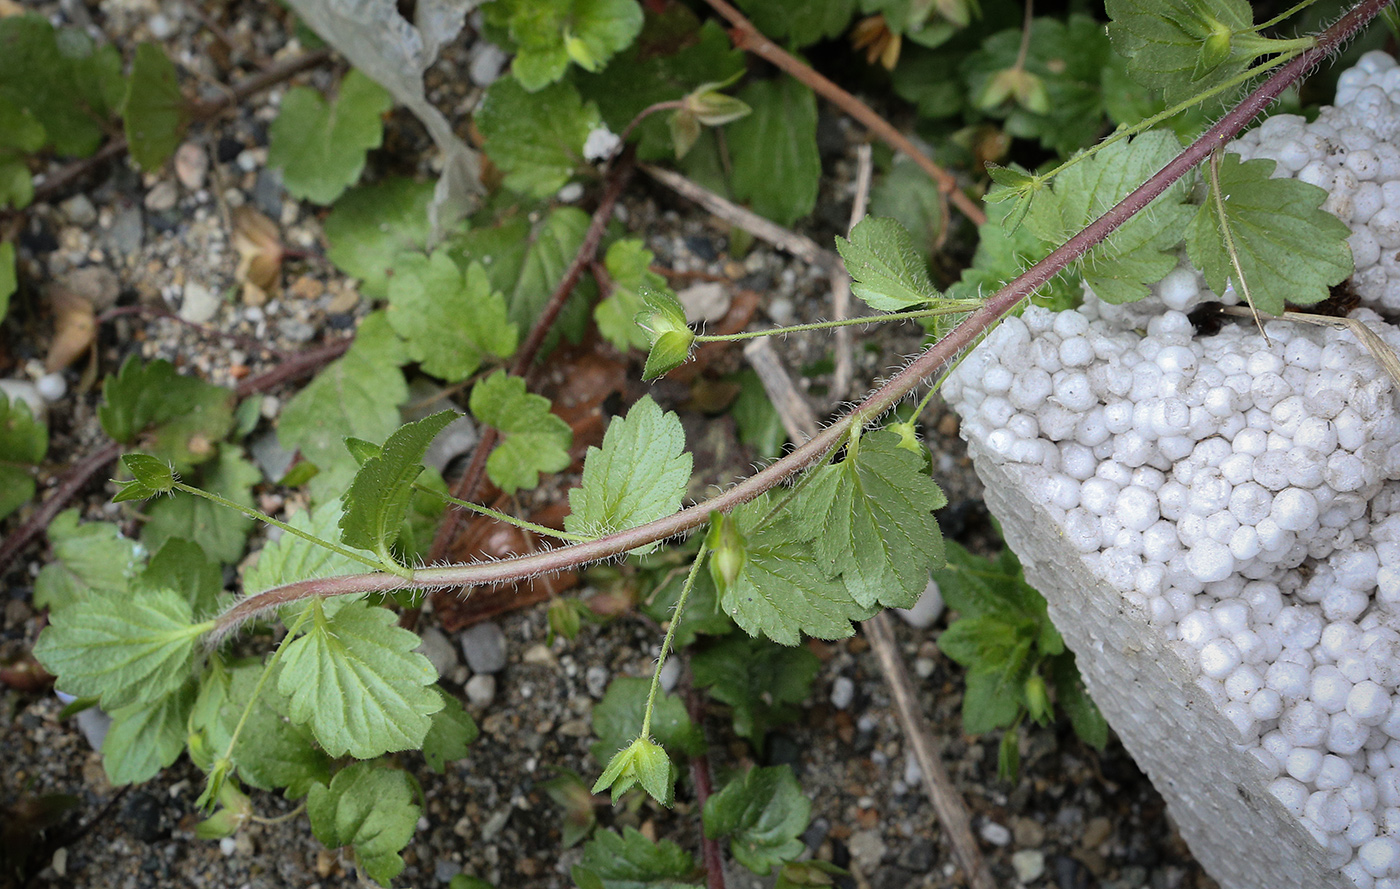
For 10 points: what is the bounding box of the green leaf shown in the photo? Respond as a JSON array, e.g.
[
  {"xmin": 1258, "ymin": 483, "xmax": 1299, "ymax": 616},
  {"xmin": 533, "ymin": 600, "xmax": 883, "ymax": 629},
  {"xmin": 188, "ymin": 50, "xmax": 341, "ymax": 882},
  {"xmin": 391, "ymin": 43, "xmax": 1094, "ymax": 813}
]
[
  {"xmin": 572, "ymin": 827, "xmax": 699, "ymax": 889},
  {"xmin": 398, "ymin": 465, "xmax": 448, "ymax": 563},
  {"xmin": 278, "ymin": 312, "xmax": 408, "ymax": 504},
  {"xmin": 729, "ymin": 369, "xmax": 787, "ymax": 461},
  {"xmin": 961, "ymin": 667, "xmax": 1026, "ymax": 734},
  {"xmin": 702, "ymin": 765, "xmax": 810, "ymax": 876},
  {"xmin": 102, "ymin": 681, "xmax": 196, "ymax": 785},
  {"xmin": 277, "ymin": 597, "xmax": 442, "ymax": 759},
  {"xmin": 577, "ymin": 12, "xmax": 745, "ymax": 162},
  {"xmin": 836, "ymin": 217, "xmax": 937, "ymax": 312},
  {"xmin": 1106, "ymin": 0, "xmax": 1290, "ymax": 106},
  {"xmin": 0, "ymin": 241, "xmax": 16, "ymax": 311},
  {"xmin": 565, "ymin": 397, "xmax": 690, "ymax": 551},
  {"xmin": 542, "ymin": 768, "xmax": 597, "ymax": 847},
  {"xmin": 728, "ymin": 78, "xmax": 820, "ymax": 227},
  {"xmin": 339, "ymin": 411, "xmax": 455, "ymax": 564},
  {"xmin": 477, "ymin": 77, "xmax": 600, "ymax": 198},
  {"xmin": 592, "ymin": 736, "xmax": 676, "ymax": 805},
  {"xmin": 469, "ymin": 370, "xmax": 572, "ymax": 495},
  {"xmin": 422, "ymin": 690, "xmax": 479, "ymax": 773},
  {"xmin": 998, "ymin": 727, "xmax": 1021, "ymax": 781},
  {"xmin": 268, "ymin": 69, "xmax": 392, "ymax": 205},
  {"xmin": 245, "ymin": 502, "xmax": 373, "ymax": 597},
  {"xmin": 637, "ymin": 286, "xmax": 696, "ymax": 381},
  {"xmin": 115, "ymin": 453, "xmax": 177, "ymax": 505},
  {"xmin": 948, "ymin": 194, "xmax": 1079, "ymax": 310},
  {"xmin": 1052, "ymin": 653, "xmax": 1108, "ymax": 749},
  {"xmin": 1187, "ymin": 153, "xmax": 1353, "ymax": 315},
  {"xmin": 0, "ymin": 16, "xmax": 124, "ymax": 157},
  {"xmin": 142, "ymin": 448, "xmax": 259, "ymax": 564},
  {"xmin": 485, "ymin": 0, "xmax": 644, "ymax": 90},
  {"xmin": 99, "ymin": 358, "xmax": 233, "ymax": 460},
  {"xmin": 189, "ymin": 662, "xmax": 332, "ymax": 797},
  {"xmin": 691, "ymin": 634, "xmax": 818, "ymax": 750},
  {"xmin": 0, "ymin": 389, "xmax": 46, "ymax": 519},
  {"xmin": 137, "ymin": 538, "xmax": 222, "ymax": 616},
  {"xmin": 308, "ymin": 763, "xmax": 420, "ymax": 886},
  {"xmin": 1026, "ymin": 131, "xmax": 1193, "ymax": 305},
  {"xmin": 933, "ymin": 541, "xmax": 1052, "ymax": 624},
  {"xmin": 323, "ymin": 179, "xmax": 438, "ymax": 299},
  {"xmin": 732, "ymin": 0, "xmax": 855, "ymax": 47},
  {"xmin": 774, "ymin": 860, "xmax": 848, "ymax": 889},
  {"xmin": 33, "ymin": 587, "xmax": 209, "ymax": 710},
  {"xmin": 596, "ymin": 240, "xmax": 669, "ymax": 352},
  {"xmin": 590, "ymin": 676, "xmax": 705, "ymax": 764},
  {"xmin": 793, "ymin": 429, "xmax": 946, "ymax": 608},
  {"xmin": 710, "ymin": 498, "xmax": 875, "ymax": 646},
  {"xmin": 122, "ymin": 43, "xmax": 188, "ymax": 171},
  {"xmin": 33, "ymin": 510, "xmax": 141, "ymax": 613},
  {"xmin": 870, "ymin": 159, "xmax": 946, "ymax": 263},
  {"xmin": 386, "ymin": 253, "xmax": 517, "ymax": 382}
]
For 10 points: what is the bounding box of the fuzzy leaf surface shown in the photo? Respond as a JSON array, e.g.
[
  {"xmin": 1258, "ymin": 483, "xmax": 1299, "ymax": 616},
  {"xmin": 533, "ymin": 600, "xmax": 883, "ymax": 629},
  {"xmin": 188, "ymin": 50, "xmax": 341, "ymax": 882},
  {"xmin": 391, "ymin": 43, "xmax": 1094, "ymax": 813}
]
[
  {"xmin": 0, "ymin": 16, "xmax": 124, "ymax": 157},
  {"xmin": 469, "ymin": 371, "xmax": 572, "ymax": 495},
  {"xmin": 33, "ymin": 510, "xmax": 141, "ymax": 612},
  {"xmin": 386, "ymin": 253, "xmax": 517, "ymax": 382},
  {"xmin": 323, "ymin": 179, "xmax": 437, "ymax": 298},
  {"xmin": 0, "ymin": 390, "xmax": 46, "ymax": 520},
  {"xmin": 137, "ymin": 538, "xmax": 222, "ymax": 616},
  {"xmin": 702, "ymin": 765, "xmax": 810, "ymax": 875},
  {"xmin": 1106, "ymin": 0, "xmax": 1263, "ymax": 105},
  {"xmin": 422, "ymin": 691, "xmax": 479, "ymax": 773},
  {"xmin": 339, "ymin": 411, "xmax": 455, "ymax": 562},
  {"xmin": 1052, "ymin": 653, "xmax": 1109, "ymax": 748},
  {"xmin": 484, "ymin": 0, "xmax": 643, "ymax": 90},
  {"xmin": 102, "ymin": 682, "xmax": 196, "ymax": 785},
  {"xmin": 143, "ymin": 448, "xmax": 259, "ymax": 564},
  {"xmin": 99, "ymin": 358, "xmax": 231, "ymax": 451},
  {"xmin": 278, "ymin": 597, "xmax": 442, "ymax": 759},
  {"xmin": 308, "ymin": 763, "xmax": 420, "ymax": 886},
  {"xmin": 565, "ymin": 396, "xmax": 690, "ymax": 549},
  {"xmin": 728, "ymin": 78, "xmax": 820, "ymax": 227},
  {"xmin": 477, "ymin": 78, "xmax": 599, "ymax": 197},
  {"xmin": 1026, "ymin": 131, "xmax": 1192, "ymax": 304},
  {"xmin": 794, "ymin": 430, "xmax": 946, "ymax": 608},
  {"xmin": 732, "ymin": 0, "xmax": 854, "ymax": 47},
  {"xmin": 596, "ymin": 240, "xmax": 669, "ymax": 352},
  {"xmin": 268, "ymin": 69, "xmax": 392, "ymax": 204},
  {"xmin": 245, "ymin": 502, "xmax": 375, "ymax": 596},
  {"xmin": 691, "ymin": 634, "xmax": 819, "ymax": 749},
  {"xmin": 33, "ymin": 587, "xmax": 208, "ymax": 710},
  {"xmin": 572, "ymin": 827, "xmax": 699, "ymax": 889},
  {"xmin": 1186, "ymin": 153, "xmax": 1353, "ymax": 314},
  {"xmin": 836, "ymin": 217, "xmax": 937, "ymax": 311},
  {"xmin": 589, "ymin": 676, "xmax": 705, "ymax": 764},
  {"xmin": 123, "ymin": 43, "xmax": 187, "ymax": 171}
]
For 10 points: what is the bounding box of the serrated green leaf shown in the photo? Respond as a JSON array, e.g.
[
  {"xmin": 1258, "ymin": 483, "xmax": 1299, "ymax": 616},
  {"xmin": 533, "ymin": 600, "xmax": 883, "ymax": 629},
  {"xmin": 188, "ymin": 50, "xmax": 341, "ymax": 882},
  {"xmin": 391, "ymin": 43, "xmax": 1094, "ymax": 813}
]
[
  {"xmin": 1026, "ymin": 131, "xmax": 1193, "ymax": 305},
  {"xmin": 711, "ymin": 498, "xmax": 875, "ymax": 646},
  {"xmin": 143, "ymin": 448, "xmax": 259, "ymax": 564},
  {"xmin": 933, "ymin": 541, "xmax": 1050, "ymax": 623},
  {"xmin": 398, "ymin": 465, "xmax": 447, "ymax": 563},
  {"xmin": 190, "ymin": 661, "xmax": 332, "ymax": 797},
  {"xmin": 0, "ymin": 241, "xmax": 15, "ymax": 311},
  {"xmin": 590, "ymin": 676, "xmax": 705, "ymax": 764},
  {"xmin": 268, "ymin": 69, "xmax": 392, "ymax": 205},
  {"xmin": 339, "ymin": 411, "xmax": 455, "ymax": 565},
  {"xmin": 33, "ymin": 587, "xmax": 210, "ymax": 710},
  {"xmin": 136, "ymin": 538, "xmax": 221, "ymax": 616},
  {"xmin": 1052, "ymin": 652, "xmax": 1108, "ymax": 749},
  {"xmin": 323, "ymin": 179, "xmax": 438, "ymax": 299},
  {"xmin": 0, "ymin": 16, "xmax": 123, "ymax": 158},
  {"xmin": 469, "ymin": 371, "xmax": 572, "ymax": 495},
  {"xmin": 122, "ymin": 43, "xmax": 188, "ymax": 171},
  {"xmin": 948, "ymin": 192, "xmax": 1080, "ymax": 309},
  {"xmin": 729, "ymin": 369, "xmax": 786, "ymax": 461},
  {"xmin": 102, "ymin": 681, "xmax": 196, "ymax": 785},
  {"xmin": 573, "ymin": 827, "xmax": 699, "ymax": 889},
  {"xmin": 0, "ymin": 389, "xmax": 45, "ymax": 519},
  {"xmin": 484, "ymin": 0, "xmax": 643, "ymax": 90},
  {"xmin": 703, "ymin": 765, "xmax": 810, "ymax": 876},
  {"xmin": 733, "ymin": 0, "xmax": 854, "ymax": 47},
  {"xmin": 245, "ymin": 501, "xmax": 375, "ymax": 598},
  {"xmin": 836, "ymin": 217, "xmax": 937, "ymax": 311},
  {"xmin": 961, "ymin": 666, "xmax": 1026, "ymax": 734},
  {"xmin": 1105, "ymin": 0, "xmax": 1288, "ymax": 106},
  {"xmin": 308, "ymin": 763, "xmax": 420, "ymax": 886},
  {"xmin": 278, "ymin": 597, "xmax": 442, "ymax": 759},
  {"xmin": 478, "ymin": 77, "xmax": 599, "ymax": 197},
  {"xmin": 33, "ymin": 510, "xmax": 141, "ymax": 613},
  {"xmin": 596, "ymin": 240, "xmax": 669, "ymax": 352},
  {"xmin": 565, "ymin": 397, "xmax": 690, "ymax": 552},
  {"xmin": 870, "ymin": 159, "xmax": 946, "ymax": 263},
  {"xmin": 577, "ymin": 13, "xmax": 745, "ymax": 162},
  {"xmin": 1186, "ymin": 152, "xmax": 1353, "ymax": 315},
  {"xmin": 774, "ymin": 860, "xmax": 847, "ymax": 889},
  {"xmin": 691, "ymin": 634, "xmax": 818, "ymax": 750},
  {"xmin": 279, "ymin": 312, "xmax": 408, "ymax": 504},
  {"xmin": 386, "ymin": 253, "xmax": 517, "ymax": 382},
  {"xmin": 99, "ymin": 358, "xmax": 233, "ymax": 460},
  {"xmin": 422, "ymin": 690, "xmax": 478, "ymax": 773},
  {"xmin": 728, "ymin": 78, "xmax": 820, "ymax": 227},
  {"xmin": 792, "ymin": 429, "xmax": 946, "ymax": 608}
]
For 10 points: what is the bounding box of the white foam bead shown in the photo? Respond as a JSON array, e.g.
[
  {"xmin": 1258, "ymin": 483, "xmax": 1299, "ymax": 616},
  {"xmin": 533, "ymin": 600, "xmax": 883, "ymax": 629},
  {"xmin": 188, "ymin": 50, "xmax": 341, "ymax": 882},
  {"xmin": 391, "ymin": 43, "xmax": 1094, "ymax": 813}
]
[
  {"xmin": 1328, "ymin": 713, "xmax": 1370, "ymax": 755},
  {"xmin": 1337, "ymin": 548, "xmax": 1382, "ymax": 590},
  {"xmin": 1318, "ymin": 754, "xmax": 1356, "ymax": 791},
  {"xmin": 1061, "ymin": 508, "xmax": 1101, "ymax": 554},
  {"xmin": 1378, "ymin": 568, "xmax": 1400, "ymax": 609},
  {"xmin": 1186, "ymin": 540, "xmax": 1235, "ymax": 584},
  {"xmin": 1286, "ymin": 746, "xmax": 1324, "ymax": 783},
  {"xmin": 1322, "ymin": 623, "xmax": 1363, "ymax": 661},
  {"xmin": 1060, "ymin": 443, "xmax": 1097, "ymax": 481},
  {"xmin": 1354, "ymin": 226, "xmax": 1384, "ymax": 270},
  {"xmin": 1382, "ymin": 701, "xmax": 1400, "ymax": 740},
  {"xmin": 1272, "ymin": 487, "xmax": 1320, "ymax": 532},
  {"xmin": 1249, "ymin": 745, "xmax": 1282, "ymax": 778},
  {"xmin": 1158, "ymin": 265, "xmax": 1202, "ymax": 310},
  {"xmin": 1352, "ymin": 682, "xmax": 1395, "ymax": 726},
  {"xmin": 1220, "ymin": 452, "xmax": 1254, "ymax": 486},
  {"xmin": 1339, "ymin": 652, "xmax": 1371, "ymax": 686},
  {"xmin": 1229, "ymin": 525, "xmax": 1262, "ymax": 561},
  {"xmin": 1073, "ymin": 407, "xmax": 1110, "ymax": 446},
  {"xmin": 1346, "ymin": 862, "xmax": 1378, "ymax": 889},
  {"xmin": 1367, "ymin": 641, "xmax": 1400, "ymax": 688},
  {"xmin": 1167, "ymin": 587, "xmax": 1196, "ymax": 620},
  {"xmin": 1323, "ymin": 588, "xmax": 1370, "ymax": 623},
  {"xmin": 1262, "ymin": 729, "xmax": 1293, "ymax": 763},
  {"xmin": 1037, "ymin": 404, "xmax": 1079, "ymax": 441},
  {"xmin": 1268, "ymin": 661, "xmax": 1313, "ymax": 700},
  {"xmin": 1350, "ymin": 811, "xmax": 1380, "ymax": 847},
  {"xmin": 1233, "ymin": 426, "xmax": 1269, "ymax": 456},
  {"xmin": 1245, "ymin": 581, "xmax": 1284, "ymax": 623},
  {"xmin": 1326, "ymin": 451, "xmax": 1368, "ymax": 493},
  {"xmin": 1314, "ymin": 666, "xmax": 1355, "ymax": 713},
  {"xmin": 1305, "ymin": 789, "xmax": 1351, "ymax": 834},
  {"xmin": 1179, "ymin": 610, "xmax": 1219, "ymax": 647},
  {"xmin": 1103, "ymin": 401, "xmax": 1133, "ymax": 434},
  {"xmin": 1201, "ymin": 638, "xmax": 1243, "ymax": 678},
  {"xmin": 1361, "ymin": 837, "xmax": 1400, "ymax": 878},
  {"xmin": 1186, "ymin": 472, "xmax": 1232, "ymax": 516},
  {"xmin": 1282, "ymin": 701, "xmax": 1330, "ymax": 746},
  {"xmin": 980, "ymin": 395, "xmax": 1014, "ymax": 426},
  {"xmin": 1269, "ymin": 776, "xmax": 1310, "ymax": 817},
  {"xmin": 1252, "ymin": 688, "xmax": 1285, "ymax": 721},
  {"xmin": 1115, "ymin": 485, "xmax": 1159, "ymax": 532},
  {"xmin": 1226, "ymin": 664, "xmax": 1264, "ymax": 701}
]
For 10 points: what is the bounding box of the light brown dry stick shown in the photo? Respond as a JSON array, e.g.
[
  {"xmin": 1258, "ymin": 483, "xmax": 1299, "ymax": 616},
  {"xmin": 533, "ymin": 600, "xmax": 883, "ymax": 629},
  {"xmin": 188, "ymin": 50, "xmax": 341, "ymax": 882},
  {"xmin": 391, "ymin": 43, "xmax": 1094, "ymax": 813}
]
[
  {"xmin": 831, "ymin": 144, "xmax": 875, "ymax": 402},
  {"xmin": 743, "ymin": 335, "xmax": 997, "ymax": 889},
  {"xmin": 701, "ymin": 0, "xmax": 986, "ymax": 229}
]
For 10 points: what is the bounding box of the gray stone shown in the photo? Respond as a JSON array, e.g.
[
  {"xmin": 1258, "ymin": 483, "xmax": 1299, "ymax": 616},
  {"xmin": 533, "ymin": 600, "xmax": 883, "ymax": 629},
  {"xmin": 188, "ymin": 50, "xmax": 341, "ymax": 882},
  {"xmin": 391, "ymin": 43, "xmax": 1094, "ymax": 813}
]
[
  {"xmin": 249, "ymin": 430, "xmax": 295, "ymax": 482},
  {"xmin": 422, "ymin": 414, "xmax": 477, "ymax": 474},
  {"xmin": 174, "ymin": 142, "xmax": 208, "ymax": 190},
  {"xmin": 585, "ymin": 664, "xmax": 609, "ymax": 699},
  {"xmin": 144, "ymin": 181, "xmax": 178, "ymax": 213},
  {"xmin": 59, "ymin": 194, "xmax": 97, "ymax": 226},
  {"xmin": 104, "ymin": 204, "xmax": 144, "ymax": 257},
  {"xmin": 0, "ymin": 380, "xmax": 47, "ymax": 424},
  {"xmin": 847, "ymin": 829, "xmax": 887, "ymax": 870},
  {"xmin": 178, "ymin": 282, "xmax": 221, "ymax": 323},
  {"xmin": 896, "ymin": 578, "xmax": 945, "ymax": 629},
  {"xmin": 75, "ymin": 705, "xmax": 112, "ymax": 752},
  {"xmin": 830, "ymin": 675, "xmax": 855, "ymax": 710},
  {"xmin": 252, "ymin": 168, "xmax": 283, "ymax": 218},
  {"xmin": 416, "ymin": 627, "xmax": 458, "ymax": 678},
  {"xmin": 465, "ymin": 674, "xmax": 496, "ymax": 708},
  {"xmin": 658, "ymin": 657, "xmax": 680, "ymax": 692},
  {"xmin": 980, "ymin": 821, "xmax": 1011, "ymax": 846},
  {"xmin": 468, "ymin": 43, "xmax": 508, "ymax": 88},
  {"xmin": 460, "ymin": 621, "xmax": 507, "ymax": 674},
  {"xmin": 895, "ymin": 838, "xmax": 935, "ymax": 871},
  {"xmin": 678, "ymin": 282, "xmax": 730, "ymax": 324},
  {"xmin": 1012, "ymin": 850, "xmax": 1046, "ymax": 884}
]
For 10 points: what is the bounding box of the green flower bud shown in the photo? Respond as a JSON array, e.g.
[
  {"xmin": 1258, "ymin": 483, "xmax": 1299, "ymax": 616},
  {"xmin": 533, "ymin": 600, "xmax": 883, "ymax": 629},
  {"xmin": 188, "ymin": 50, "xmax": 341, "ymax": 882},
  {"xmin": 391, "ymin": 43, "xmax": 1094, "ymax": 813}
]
[
  {"xmin": 706, "ymin": 511, "xmax": 747, "ymax": 591},
  {"xmin": 591, "ymin": 736, "xmax": 675, "ymax": 805}
]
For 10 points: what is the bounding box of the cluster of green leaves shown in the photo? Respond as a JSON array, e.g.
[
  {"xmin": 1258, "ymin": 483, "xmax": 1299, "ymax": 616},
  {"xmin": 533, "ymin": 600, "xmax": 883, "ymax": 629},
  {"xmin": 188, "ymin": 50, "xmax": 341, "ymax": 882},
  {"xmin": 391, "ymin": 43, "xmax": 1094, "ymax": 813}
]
[{"xmin": 935, "ymin": 540, "xmax": 1108, "ymax": 780}]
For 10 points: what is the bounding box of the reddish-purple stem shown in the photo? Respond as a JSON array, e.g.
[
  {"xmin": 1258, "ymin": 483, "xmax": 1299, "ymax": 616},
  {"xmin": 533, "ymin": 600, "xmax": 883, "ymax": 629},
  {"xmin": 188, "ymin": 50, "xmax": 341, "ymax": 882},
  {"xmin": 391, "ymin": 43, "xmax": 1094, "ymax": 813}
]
[{"xmin": 215, "ymin": 0, "xmax": 1392, "ymax": 638}]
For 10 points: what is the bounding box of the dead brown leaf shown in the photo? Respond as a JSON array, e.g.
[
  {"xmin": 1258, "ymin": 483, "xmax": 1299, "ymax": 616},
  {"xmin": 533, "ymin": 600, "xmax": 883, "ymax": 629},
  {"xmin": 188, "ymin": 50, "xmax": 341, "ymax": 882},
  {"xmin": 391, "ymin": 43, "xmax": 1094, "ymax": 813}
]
[{"xmin": 231, "ymin": 205, "xmax": 283, "ymax": 305}]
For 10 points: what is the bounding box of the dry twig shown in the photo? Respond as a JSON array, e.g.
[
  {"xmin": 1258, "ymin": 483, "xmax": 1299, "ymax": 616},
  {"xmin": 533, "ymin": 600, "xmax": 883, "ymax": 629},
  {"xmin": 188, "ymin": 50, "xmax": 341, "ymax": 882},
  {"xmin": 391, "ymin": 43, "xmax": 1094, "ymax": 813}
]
[{"xmin": 831, "ymin": 144, "xmax": 874, "ymax": 402}]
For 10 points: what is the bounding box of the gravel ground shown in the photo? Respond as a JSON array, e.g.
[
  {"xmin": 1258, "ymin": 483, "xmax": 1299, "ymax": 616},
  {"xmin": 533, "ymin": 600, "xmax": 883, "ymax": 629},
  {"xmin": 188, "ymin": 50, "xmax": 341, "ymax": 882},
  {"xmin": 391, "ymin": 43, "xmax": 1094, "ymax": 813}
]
[{"xmin": 0, "ymin": 4, "xmax": 1218, "ymax": 889}]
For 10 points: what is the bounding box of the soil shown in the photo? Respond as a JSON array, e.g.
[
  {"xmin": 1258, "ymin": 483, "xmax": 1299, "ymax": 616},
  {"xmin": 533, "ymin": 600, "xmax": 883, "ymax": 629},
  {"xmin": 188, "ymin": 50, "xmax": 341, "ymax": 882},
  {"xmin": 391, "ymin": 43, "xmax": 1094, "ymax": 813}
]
[{"xmin": 0, "ymin": 4, "xmax": 1218, "ymax": 889}]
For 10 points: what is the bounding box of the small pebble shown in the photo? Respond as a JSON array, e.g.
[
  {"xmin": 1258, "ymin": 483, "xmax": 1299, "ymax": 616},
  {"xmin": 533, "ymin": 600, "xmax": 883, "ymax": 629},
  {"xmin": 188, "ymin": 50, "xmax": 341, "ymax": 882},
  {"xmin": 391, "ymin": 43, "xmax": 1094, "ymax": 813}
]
[
  {"xmin": 659, "ymin": 657, "xmax": 680, "ymax": 692},
  {"xmin": 175, "ymin": 142, "xmax": 209, "ymax": 190},
  {"xmin": 1012, "ymin": 849, "xmax": 1046, "ymax": 884},
  {"xmin": 830, "ymin": 676, "xmax": 855, "ymax": 710},
  {"xmin": 460, "ymin": 621, "xmax": 507, "ymax": 674},
  {"xmin": 36, "ymin": 373, "xmax": 66, "ymax": 402},
  {"xmin": 465, "ymin": 674, "xmax": 496, "ymax": 708},
  {"xmin": 521, "ymin": 643, "xmax": 556, "ymax": 666},
  {"xmin": 144, "ymin": 181, "xmax": 178, "ymax": 213},
  {"xmin": 219, "ymin": 837, "xmax": 237, "ymax": 857},
  {"xmin": 178, "ymin": 282, "xmax": 221, "ymax": 324},
  {"xmin": 767, "ymin": 296, "xmax": 795, "ymax": 326},
  {"xmin": 585, "ymin": 664, "xmax": 609, "ymax": 698},
  {"xmin": 980, "ymin": 821, "xmax": 1012, "ymax": 846},
  {"xmin": 416, "ymin": 627, "xmax": 458, "ymax": 678},
  {"xmin": 678, "ymin": 282, "xmax": 730, "ymax": 324},
  {"xmin": 896, "ymin": 578, "xmax": 946, "ymax": 629},
  {"xmin": 0, "ymin": 380, "xmax": 46, "ymax": 423},
  {"xmin": 847, "ymin": 829, "xmax": 887, "ymax": 869},
  {"xmin": 556, "ymin": 182, "xmax": 584, "ymax": 203},
  {"xmin": 59, "ymin": 194, "xmax": 96, "ymax": 226}
]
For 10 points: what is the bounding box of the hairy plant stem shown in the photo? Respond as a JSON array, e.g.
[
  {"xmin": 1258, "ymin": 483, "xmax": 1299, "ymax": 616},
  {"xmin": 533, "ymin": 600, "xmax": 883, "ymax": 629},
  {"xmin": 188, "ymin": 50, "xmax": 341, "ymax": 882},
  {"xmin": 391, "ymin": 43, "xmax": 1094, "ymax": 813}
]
[
  {"xmin": 692, "ymin": 303, "xmax": 975, "ymax": 342},
  {"xmin": 212, "ymin": 0, "xmax": 1392, "ymax": 641},
  {"xmin": 642, "ymin": 541, "xmax": 709, "ymax": 740}
]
